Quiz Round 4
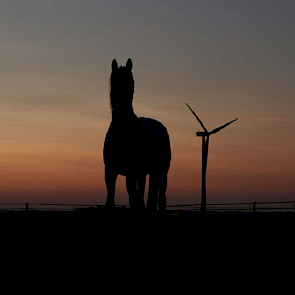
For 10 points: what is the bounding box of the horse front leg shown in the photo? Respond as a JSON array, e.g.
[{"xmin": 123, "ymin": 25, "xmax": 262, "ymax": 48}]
[
  {"xmin": 126, "ymin": 175, "xmax": 137, "ymax": 210},
  {"xmin": 105, "ymin": 166, "xmax": 118, "ymax": 209}
]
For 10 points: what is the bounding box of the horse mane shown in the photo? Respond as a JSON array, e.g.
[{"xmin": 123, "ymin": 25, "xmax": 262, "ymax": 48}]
[{"xmin": 109, "ymin": 59, "xmax": 134, "ymax": 111}]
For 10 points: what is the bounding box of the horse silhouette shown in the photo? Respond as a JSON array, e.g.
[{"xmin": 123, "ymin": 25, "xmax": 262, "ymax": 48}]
[{"xmin": 103, "ymin": 58, "xmax": 171, "ymax": 213}]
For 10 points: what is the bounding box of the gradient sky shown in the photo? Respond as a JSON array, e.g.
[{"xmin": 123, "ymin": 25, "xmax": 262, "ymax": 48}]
[{"xmin": 1, "ymin": 0, "xmax": 294, "ymax": 206}]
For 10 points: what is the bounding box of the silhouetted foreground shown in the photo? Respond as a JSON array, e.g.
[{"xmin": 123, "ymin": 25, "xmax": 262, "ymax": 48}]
[
  {"xmin": 1, "ymin": 209, "xmax": 294, "ymax": 267},
  {"xmin": 1, "ymin": 208, "xmax": 292, "ymax": 281},
  {"xmin": 1, "ymin": 208, "xmax": 294, "ymax": 241}
]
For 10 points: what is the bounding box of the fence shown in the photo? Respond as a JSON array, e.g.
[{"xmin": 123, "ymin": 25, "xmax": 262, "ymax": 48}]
[
  {"xmin": 0, "ymin": 200, "xmax": 294, "ymax": 214},
  {"xmin": 166, "ymin": 200, "xmax": 295, "ymax": 214}
]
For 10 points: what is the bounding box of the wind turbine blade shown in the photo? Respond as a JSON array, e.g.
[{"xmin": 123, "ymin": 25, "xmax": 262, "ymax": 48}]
[
  {"xmin": 185, "ymin": 103, "xmax": 208, "ymax": 132},
  {"xmin": 209, "ymin": 118, "xmax": 238, "ymax": 135}
]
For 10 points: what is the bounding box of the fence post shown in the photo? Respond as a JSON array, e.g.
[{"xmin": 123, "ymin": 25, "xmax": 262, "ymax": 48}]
[{"xmin": 252, "ymin": 202, "xmax": 256, "ymax": 214}]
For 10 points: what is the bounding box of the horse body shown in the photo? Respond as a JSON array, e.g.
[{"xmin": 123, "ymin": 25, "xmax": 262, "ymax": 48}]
[{"xmin": 103, "ymin": 59, "xmax": 171, "ymax": 212}]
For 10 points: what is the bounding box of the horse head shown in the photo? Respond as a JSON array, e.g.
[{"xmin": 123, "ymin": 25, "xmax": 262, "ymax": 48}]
[{"xmin": 110, "ymin": 58, "xmax": 134, "ymax": 112}]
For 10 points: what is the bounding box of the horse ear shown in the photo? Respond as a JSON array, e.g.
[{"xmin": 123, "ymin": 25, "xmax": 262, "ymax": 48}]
[
  {"xmin": 112, "ymin": 59, "xmax": 118, "ymax": 71},
  {"xmin": 126, "ymin": 58, "xmax": 133, "ymax": 71}
]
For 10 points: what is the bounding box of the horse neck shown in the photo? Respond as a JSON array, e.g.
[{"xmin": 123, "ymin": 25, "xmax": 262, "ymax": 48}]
[{"xmin": 111, "ymin": 107, "xmax": 137, "ymax": 126}]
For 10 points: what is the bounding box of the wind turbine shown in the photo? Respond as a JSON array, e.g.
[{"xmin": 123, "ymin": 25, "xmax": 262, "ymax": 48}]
[{"xmin": 186, "ymin": 103, "xmax": 238, "ymax": 216}]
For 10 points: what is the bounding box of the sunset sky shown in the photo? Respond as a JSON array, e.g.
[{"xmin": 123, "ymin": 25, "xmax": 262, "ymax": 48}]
[{"xmin": 1, "ymin": 0, "xmax": 294, "ymax": 207}]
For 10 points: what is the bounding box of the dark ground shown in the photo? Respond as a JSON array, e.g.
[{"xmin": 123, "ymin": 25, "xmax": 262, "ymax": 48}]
[
  {"xmin": 1, "ymin": 208, "xmax": 293, "ymax": 277},
  {"xmin": 0, "ymin": 210, "xmax": 291, "ymax": 295},
  {"xmin": 1, "ymin": 208, "xmax": 294, "ymax": 239}
]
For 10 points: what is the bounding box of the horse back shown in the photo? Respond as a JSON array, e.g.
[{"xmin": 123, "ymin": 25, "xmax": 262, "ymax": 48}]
[{"xmin": 138, "ymin": 117, "xmax": 171, "ymax": 169}]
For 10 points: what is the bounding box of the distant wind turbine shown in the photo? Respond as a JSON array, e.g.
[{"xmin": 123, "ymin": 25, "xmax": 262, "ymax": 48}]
[{"xmin": 186, "ymin": 103, "xmax": 238, "ymax": 216}]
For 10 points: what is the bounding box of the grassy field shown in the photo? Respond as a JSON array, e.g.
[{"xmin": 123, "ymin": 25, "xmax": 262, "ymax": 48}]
[
  {"xmin": 1, "ymin": 208, "xmax": 293, "ymax": 266},
  {"xmin": 1, "ymin": 208, "xmax": 294, "ymax": 238}
]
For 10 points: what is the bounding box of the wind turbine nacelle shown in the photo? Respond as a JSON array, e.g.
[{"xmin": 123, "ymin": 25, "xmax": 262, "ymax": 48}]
[{"xmin": 196, "ymin": 132, "xmax": 209, "ymax": 137}]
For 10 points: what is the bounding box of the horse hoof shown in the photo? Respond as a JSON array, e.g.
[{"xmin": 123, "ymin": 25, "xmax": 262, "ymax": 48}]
[{"xmin": 158, "ymin": 197, "xmax": 166, "ymax": 211}]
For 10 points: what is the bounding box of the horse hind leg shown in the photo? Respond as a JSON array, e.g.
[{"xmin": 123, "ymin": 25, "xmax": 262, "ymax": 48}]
[
  {"xmin": 147, "ymin": 173, "xmax": 159, "ymax": 214},
  {"xmin": 137, "ymin": 175, "xmax": 146, "ymax": 211},
  {"xmin": 147, "ymin": 171, "xmax": 168, "ymax": 214},
  {"xmin": 158, "ymin": 172, "xmax": 167, "ymax": 211}
]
